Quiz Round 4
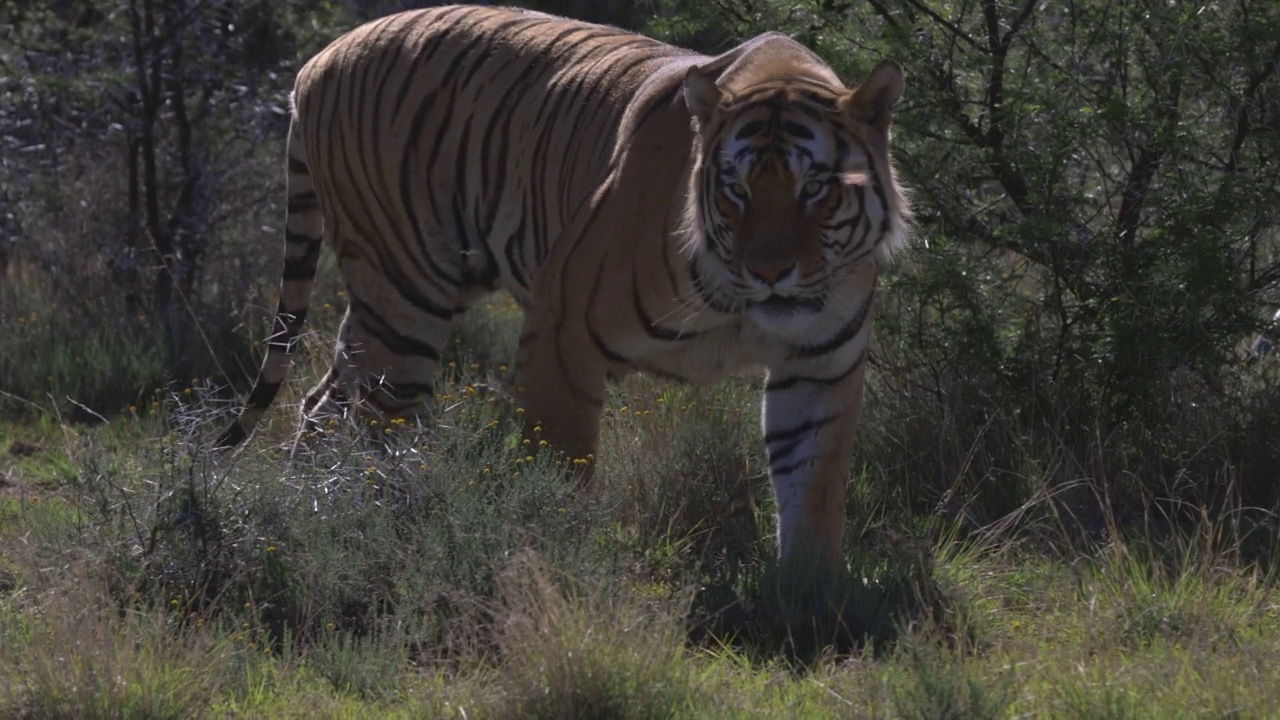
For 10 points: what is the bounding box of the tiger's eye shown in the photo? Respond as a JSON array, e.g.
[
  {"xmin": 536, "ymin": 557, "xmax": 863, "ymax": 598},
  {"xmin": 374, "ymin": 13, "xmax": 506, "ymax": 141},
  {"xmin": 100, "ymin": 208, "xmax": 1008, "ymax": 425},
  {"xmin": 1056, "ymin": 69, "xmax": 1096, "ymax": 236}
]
[
  {"xmin": 724, "ymin": 181, "xmax": 750, "ymax": 201},
  {"xmin": 800, "ymin": 179, "xmax": 828, "ymax": 202}
]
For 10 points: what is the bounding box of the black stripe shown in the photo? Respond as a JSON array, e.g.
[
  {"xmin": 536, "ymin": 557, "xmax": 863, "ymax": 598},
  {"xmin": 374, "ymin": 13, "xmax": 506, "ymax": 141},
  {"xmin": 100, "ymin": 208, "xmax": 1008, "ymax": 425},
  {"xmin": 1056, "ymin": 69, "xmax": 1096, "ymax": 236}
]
[
  {"xmin": 686, "ymin": 256, "xmax": 737, "ymax": 313},
  {"xmin": 583, "ymin": 255, "xmax": 631, "ymax": 364},
  {"xmin": 765, "ymin": 347, "xmax": 866, "ymax": 392},
  {"xmin": 767, "ymin": 435, "xmax": 806, "ymax": 467},
  {"xmin": 782, "ymin": 120, "xmax": 815, "ymax": 140},
  {"xmin": 282, "ymin": 251, "xmax": 319, "ymax": 282},
  {"xmin": 391, "ymin": 7, "xmax": 474, "ymax": 119},
  {"xmin": 397, "ymin": 172, "xmax": 463, "ymax": 292},
  {"xmin": 451, "ymin": 120, "xmax": 475, "ymax": 257},
  {"xmin": 503, "ymin": 216, "xmax": 529, "ymax": 292},
  {"xmin": 794, "ymin": 288, "xmax": 874, "ymax": 359},
  {"xmin": 375, "ymin": 379, "xmax": 435, "ymax": 405},
  {"xmin": 797, "ymin": 88, "xmax": 841, "ymax": 111},
  {"xmin": 588, "ymin": 325, "xmax": 629, "ymax": 364},
  {"xmin": 478, "ymin": 50, "xmax": 556, "ymax": 240},
  {"xmin": 736, "ymin": 120, "xmax": 767, "ymax": 140},
  {"xmin": 633, "ymin": 272, "xmax": 699, "ymax": 341},
  {"xmin": 770, "ymin": 457, "xmax": 811, "ymax": 477},
  {"xmin": 350, "ymin": 219, "xmax": 456, "ymax": 321},
  {"xmin": 287, "ymin": 192, "xmax": 319, "ymax": 214},
  {"xmin": 285, "ymin": 229, "xmax": 315, "ymax": 245},
  {"xmin": 627, "ymin": 81, "xmax": 684, "ymax": 144},
  {"xmin": 763, "ymin": 412, "xmax": 840, "ymax": 445},
  {"xmin": 350, "ymin": 294, "xmax": 441, "ymax": 361}
]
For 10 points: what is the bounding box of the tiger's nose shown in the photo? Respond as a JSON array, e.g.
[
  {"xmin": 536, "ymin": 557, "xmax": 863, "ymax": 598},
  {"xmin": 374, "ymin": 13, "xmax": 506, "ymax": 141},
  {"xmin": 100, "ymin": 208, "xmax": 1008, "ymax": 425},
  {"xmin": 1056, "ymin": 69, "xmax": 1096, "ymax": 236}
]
[{"xmin": 746, "ymin": 262, "xmax": 796, "ymax": 286}]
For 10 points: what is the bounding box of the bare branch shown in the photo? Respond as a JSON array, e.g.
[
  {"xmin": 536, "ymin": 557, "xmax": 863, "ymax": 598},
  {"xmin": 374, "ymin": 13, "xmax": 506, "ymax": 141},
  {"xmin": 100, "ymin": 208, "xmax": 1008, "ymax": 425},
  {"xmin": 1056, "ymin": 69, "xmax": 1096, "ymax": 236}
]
[{"xmin": 900, "ymin": 0, "xmax": 985, "ymax": 53}]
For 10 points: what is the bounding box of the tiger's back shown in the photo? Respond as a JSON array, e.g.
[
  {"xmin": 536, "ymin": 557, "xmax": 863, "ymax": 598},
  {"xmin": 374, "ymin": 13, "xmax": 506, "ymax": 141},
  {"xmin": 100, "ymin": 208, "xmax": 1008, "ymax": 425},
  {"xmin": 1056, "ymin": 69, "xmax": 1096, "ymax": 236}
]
[{"xmin": 297, "ymin": 6, "xmax": 687, "ymax": 303}]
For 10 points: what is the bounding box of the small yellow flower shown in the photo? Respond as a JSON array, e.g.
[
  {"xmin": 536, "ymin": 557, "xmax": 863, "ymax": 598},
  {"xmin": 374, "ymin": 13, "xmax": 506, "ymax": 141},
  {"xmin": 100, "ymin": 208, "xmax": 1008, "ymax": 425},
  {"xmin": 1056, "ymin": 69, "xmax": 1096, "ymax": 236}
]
[
  {"xmin": 482, "ymin": 467, "xmax": 491, "ymax": 475},
  {"xmin": 468, "ymin": 363, "xmax": 479, "ymax": 371},
  {"xmin": 266, "ymin": 546, "xmax": 277, "ymax": 553},
  {"xmin": 516, "ymin": 407, "xmax": 525, "ymax": 415},
  {"xmin": 129, "ymin": 405, "xmax": 137, "ymax": 413},
  {"xmin": 487, "ymin": 419, "xmax": 500, "ymax": 428},
  {"xmin": 538, "ymin": 440, "xmax": 548, "ymax": 448},
  {"xmin": 183, "ymin": 387, "xmax": 193, "ymax": 396},
  {"xmin": 522, "ymin": 438, "xmax": 531, "ymax": 446},
  {"xmin": 525, "ymin": 455, "xmax": 535, "ymax": 462},
  {"xmin": 498, "ymin": 364, "xmax": 509, "ymax": 372}
]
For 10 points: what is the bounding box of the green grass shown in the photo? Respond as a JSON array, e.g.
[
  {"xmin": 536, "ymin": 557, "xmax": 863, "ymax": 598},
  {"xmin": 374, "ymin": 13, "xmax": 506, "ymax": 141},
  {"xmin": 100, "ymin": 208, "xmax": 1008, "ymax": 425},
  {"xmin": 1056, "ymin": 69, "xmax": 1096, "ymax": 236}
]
[{"xmin": 4, "ymin": 298, "xmax": 1280, "ymax": 718}]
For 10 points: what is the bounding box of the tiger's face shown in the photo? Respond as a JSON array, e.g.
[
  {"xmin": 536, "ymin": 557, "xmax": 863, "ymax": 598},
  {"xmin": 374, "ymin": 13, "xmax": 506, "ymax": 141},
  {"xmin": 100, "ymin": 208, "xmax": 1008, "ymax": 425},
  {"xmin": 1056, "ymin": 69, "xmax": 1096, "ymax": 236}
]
[{"xmin": 682, "ymin": 61, "xmax": 906, "ymax": 334}]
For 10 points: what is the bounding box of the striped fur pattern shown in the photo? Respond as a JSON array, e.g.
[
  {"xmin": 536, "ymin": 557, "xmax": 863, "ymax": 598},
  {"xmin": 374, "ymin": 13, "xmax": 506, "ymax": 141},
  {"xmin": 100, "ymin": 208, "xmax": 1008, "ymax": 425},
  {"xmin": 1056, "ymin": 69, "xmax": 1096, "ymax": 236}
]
[{"xmin": 216, "ymin": 5, "xmax": 910, "ymax": 571}]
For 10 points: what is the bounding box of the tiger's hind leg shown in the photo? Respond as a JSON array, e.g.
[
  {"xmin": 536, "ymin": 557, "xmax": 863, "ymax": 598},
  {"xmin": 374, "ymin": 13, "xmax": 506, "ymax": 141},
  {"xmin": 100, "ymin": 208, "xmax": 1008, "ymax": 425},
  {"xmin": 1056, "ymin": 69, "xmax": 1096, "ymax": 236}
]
[{"xmin": 295, "ymin": 250, "xmax": 461, "ymax": 452}]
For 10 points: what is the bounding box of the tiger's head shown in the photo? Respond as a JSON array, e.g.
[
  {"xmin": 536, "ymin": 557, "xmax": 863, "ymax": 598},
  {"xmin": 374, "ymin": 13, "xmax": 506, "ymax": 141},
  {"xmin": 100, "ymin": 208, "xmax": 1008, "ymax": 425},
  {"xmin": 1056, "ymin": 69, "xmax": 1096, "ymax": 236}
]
[{"xmin": 681, "ymin": 40, "xmax": 908, "ymax": 333}]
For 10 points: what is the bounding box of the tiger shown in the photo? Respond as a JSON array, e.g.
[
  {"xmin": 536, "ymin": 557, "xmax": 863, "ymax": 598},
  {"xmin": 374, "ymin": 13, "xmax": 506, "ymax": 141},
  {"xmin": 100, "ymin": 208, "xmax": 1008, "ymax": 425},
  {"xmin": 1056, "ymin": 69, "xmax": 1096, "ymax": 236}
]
[{"xmin": 215, "ymin": 4, "xmax": 910, "ymax": 572}]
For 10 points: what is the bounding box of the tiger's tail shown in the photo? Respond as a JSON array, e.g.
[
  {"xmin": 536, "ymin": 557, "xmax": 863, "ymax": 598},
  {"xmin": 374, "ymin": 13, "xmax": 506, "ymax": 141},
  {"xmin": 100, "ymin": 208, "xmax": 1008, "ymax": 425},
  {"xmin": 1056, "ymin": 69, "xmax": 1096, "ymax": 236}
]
[{"xmin": 214, "ymin": 117, "xmax": 323, "ymax": 452}]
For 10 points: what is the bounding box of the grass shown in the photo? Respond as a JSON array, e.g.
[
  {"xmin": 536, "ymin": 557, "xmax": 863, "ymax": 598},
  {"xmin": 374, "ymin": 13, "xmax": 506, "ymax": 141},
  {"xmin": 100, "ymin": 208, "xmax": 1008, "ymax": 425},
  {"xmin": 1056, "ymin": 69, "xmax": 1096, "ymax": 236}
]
[{"xmin": 2, "ymin": 295, "xmax": 1279, "ymax": 717}]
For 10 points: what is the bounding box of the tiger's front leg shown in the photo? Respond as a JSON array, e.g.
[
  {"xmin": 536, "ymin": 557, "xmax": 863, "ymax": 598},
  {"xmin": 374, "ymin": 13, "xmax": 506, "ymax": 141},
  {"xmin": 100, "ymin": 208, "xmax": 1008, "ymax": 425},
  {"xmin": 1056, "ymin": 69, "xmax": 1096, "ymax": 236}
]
[
  {"xmin": 763, "ymin": 353, "xmax": 868, "ymax": 573},
  {"xmin": 513, "ymin": 309, "xmax": 609, "ymax": 476}
]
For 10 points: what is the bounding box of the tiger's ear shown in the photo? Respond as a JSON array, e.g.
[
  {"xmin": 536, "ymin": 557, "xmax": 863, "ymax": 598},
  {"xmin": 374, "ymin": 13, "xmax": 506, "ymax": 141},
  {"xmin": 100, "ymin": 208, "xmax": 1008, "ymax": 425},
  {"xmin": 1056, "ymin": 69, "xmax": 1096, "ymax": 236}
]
[
  {"xmin": 683, "ymin": 67, "xmax": 722, "ymax": 126},
  {"xmin": 840, "ymin": 60, "xmax": 903, "ymax": 134}
]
